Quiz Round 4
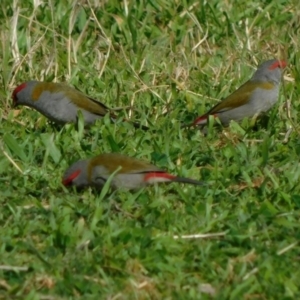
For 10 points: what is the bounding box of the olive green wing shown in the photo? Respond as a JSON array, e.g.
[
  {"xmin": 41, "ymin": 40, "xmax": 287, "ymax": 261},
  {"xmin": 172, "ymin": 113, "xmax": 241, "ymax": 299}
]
[
  {"xmin": 91, "ymin": 153, "xmax": 162, "ymax": 175},
  {"xmin": 207, "ymin": 81, "xmax": 274, "ymax": 114}
]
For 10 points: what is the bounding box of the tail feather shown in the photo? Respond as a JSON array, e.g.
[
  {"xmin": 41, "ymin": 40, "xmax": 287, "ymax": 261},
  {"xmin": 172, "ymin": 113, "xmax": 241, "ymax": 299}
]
[
  {"xmin": 144, "ymin": 172, "xmax": 206, "ymax": 186},
  {"xmin": 172, "ymin": 176, "xmax": 206, "ymax": 186}
]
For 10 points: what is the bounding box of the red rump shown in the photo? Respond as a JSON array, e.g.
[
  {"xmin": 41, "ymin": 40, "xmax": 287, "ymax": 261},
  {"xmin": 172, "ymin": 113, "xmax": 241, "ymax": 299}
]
[
  {"xmin": 144, "ymin": 172, "xmax": 176, "ymax": 182},
  {"xmin": 269, "ymin": 60, "xmax": 287, "ymax": 70},
  {"xmin": 62, "ymin": 169, "xmax": 81, "ymax": 186},
  {"xmin": 193, "ymin": 114, "xmax": 217, "ymax": 126},
  {"xmin": 193, "ymin": 115, "xmax": 208, "ymax": 126}
]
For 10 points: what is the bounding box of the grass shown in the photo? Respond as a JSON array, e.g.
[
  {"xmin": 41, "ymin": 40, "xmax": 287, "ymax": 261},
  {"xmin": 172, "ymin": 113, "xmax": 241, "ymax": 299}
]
[{"xmin": 1, "ymin": 0, "xmax": 300, "ymax": 298}]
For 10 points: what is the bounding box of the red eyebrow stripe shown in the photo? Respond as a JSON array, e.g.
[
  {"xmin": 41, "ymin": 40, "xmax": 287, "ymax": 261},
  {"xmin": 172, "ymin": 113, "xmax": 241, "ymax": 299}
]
[
  {"xmin": 144, "ymin": 172, "xmax": 176, "ymax": 182},
  {"xmin": 12, "ymin": 82, "xmax": 27, "ymax": 99},
  {"xmin": 62, "ymin": 169, "xmax": 81, "ymax": 186},
  {"xmin": 269, "ymin": 60, "xmax": 287, "ymax": 70}
]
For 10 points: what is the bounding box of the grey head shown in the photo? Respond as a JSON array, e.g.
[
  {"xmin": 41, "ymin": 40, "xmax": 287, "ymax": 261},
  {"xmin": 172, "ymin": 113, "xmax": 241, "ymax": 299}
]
[
  {"xmin": 12, "ymin": 81, "xmax": 40, "ymax": 107},
  {"xmin": 251, "ymin": 59, "xmax": 287, "ymax": 85},
  {"xmin": 62, "ymin": 159, "xmax": 90, "ymax": 188}
]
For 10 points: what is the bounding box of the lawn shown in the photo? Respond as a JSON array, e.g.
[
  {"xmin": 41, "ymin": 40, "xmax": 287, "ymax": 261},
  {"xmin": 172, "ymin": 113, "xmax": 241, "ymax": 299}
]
[{"xmin": 1, "ymin": 0, "xmax": 300, "ymax": 299}]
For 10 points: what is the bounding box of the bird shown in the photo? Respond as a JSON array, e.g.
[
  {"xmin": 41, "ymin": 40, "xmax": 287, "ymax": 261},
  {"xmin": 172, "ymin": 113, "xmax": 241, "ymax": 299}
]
[
  {"xmin": 12, "ymin": 80, "xmax": 147, "ymax": 129},
  {"xmin": 62, "ymin": 153, "xmax": 205, "ymax": 190},
  {"xmin": 187, "ymin": 59, "xmax": 286, "ymax": 127}
]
